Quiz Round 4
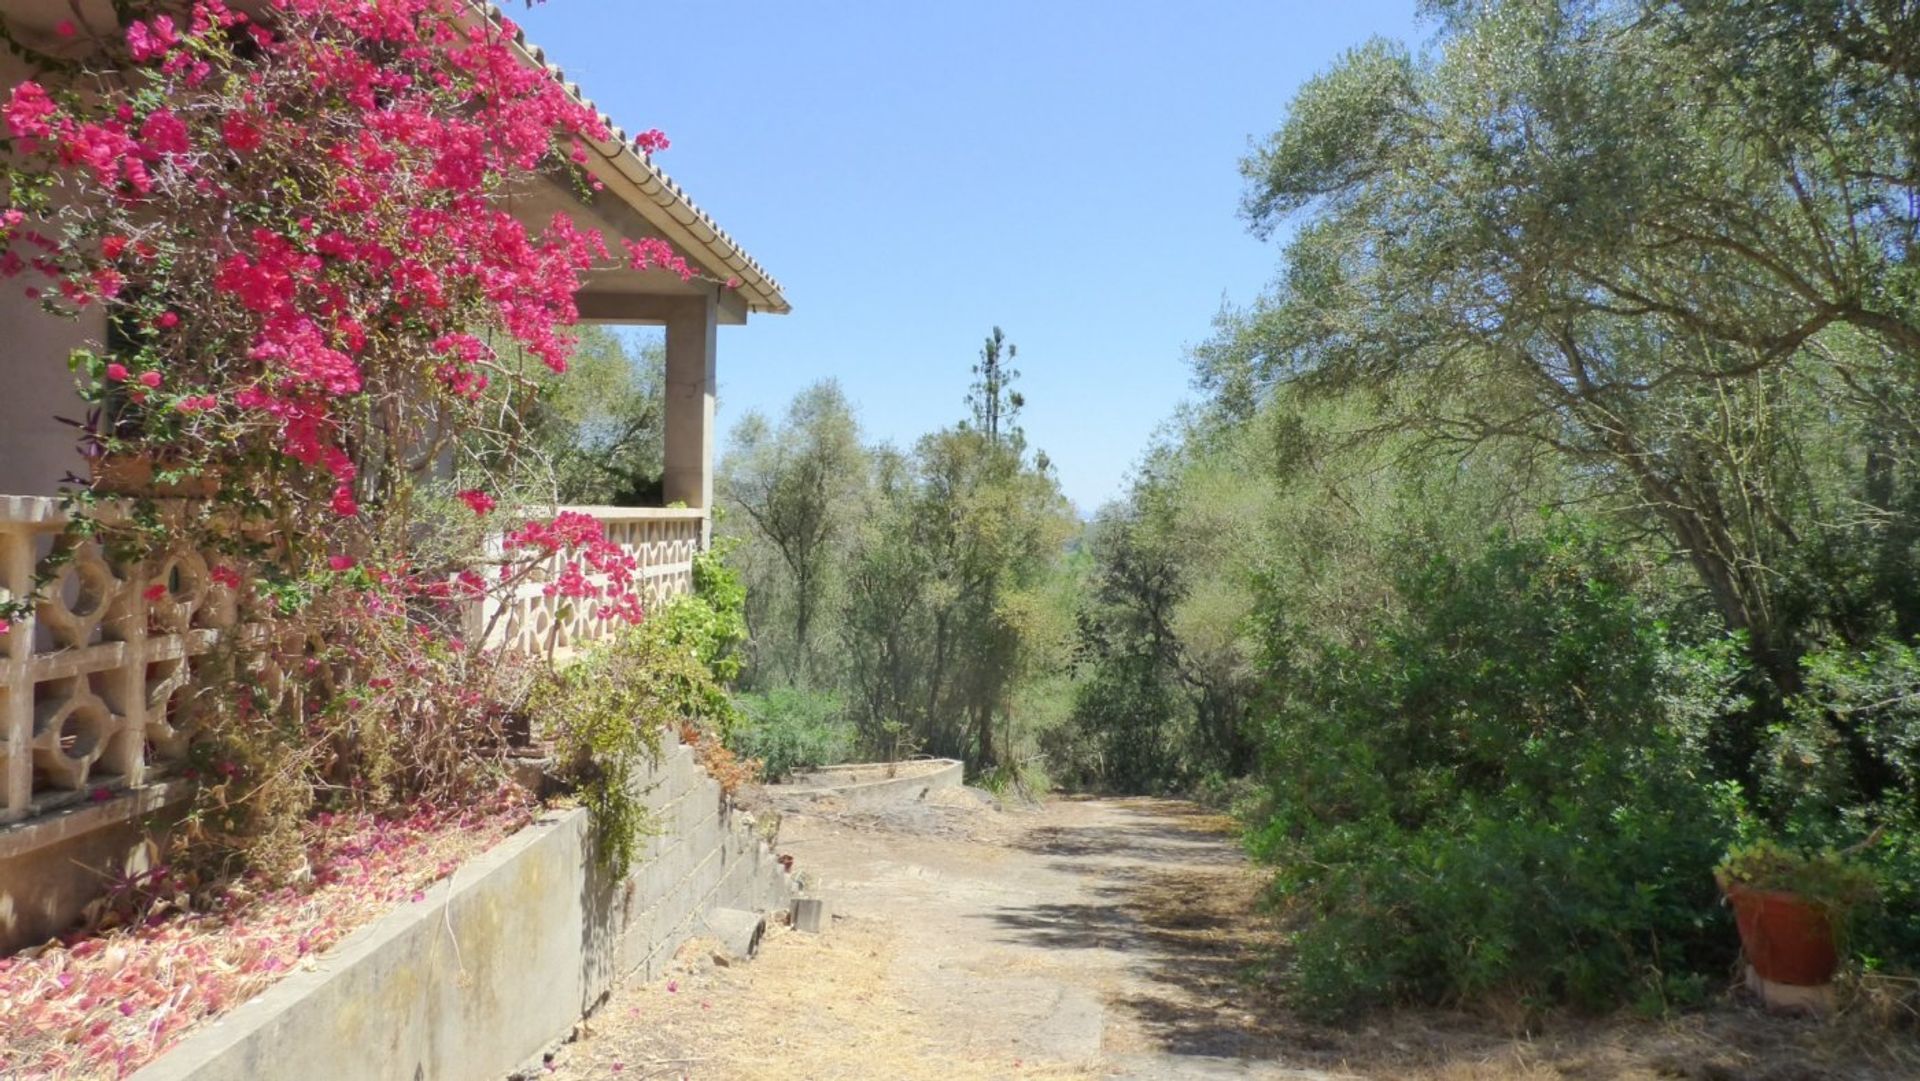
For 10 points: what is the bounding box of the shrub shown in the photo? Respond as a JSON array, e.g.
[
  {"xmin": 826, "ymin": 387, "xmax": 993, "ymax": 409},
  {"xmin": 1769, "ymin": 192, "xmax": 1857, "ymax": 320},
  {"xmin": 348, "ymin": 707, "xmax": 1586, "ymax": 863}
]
[
  {"xmin": 1773, "ymin": 639, "xmax": 1920, "ymax": 970},
  {"xmin": 0, "ymin": 0, "xmax": 709, "ymax": 873},
  {"xmin": 1064, "ymin": 652, "xmax": 1186, "ymax": 792},
  {"xmin": 731, "ymin": 689, "xmax": 854, "ymax": 781},
  {"xmin": 979, "ymin": 755, "xmax": 1052, "ymax": 801},
  {"xmin": 1249, "ymin": 524, "xmax": 1742, "ymax": 1016},
  {"xmin": 532, "ymin": 550, "xmax": 750, "ymax": 875}
]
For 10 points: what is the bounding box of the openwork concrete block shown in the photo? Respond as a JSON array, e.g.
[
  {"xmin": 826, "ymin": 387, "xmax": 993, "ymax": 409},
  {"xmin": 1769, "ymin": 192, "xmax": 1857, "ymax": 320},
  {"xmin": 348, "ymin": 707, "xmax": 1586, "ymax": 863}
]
[
  {"xmin": 0, "ymin": 498, "xmax": 711, "ymax": 951},
  {"xmin": 31, "ymin": 679, "xmax": 117, "ymax": 790}
]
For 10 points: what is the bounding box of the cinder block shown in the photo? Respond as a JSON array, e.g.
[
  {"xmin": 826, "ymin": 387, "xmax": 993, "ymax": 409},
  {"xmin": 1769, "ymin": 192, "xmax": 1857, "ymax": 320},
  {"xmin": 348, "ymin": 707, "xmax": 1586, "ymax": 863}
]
[
  {"xmin": 703, "ymin": 908, "xmax": 764, "ymax": 959},
  {"xmin": 790, "ymin": 896, "xmax": 830, "ymax": 934}
]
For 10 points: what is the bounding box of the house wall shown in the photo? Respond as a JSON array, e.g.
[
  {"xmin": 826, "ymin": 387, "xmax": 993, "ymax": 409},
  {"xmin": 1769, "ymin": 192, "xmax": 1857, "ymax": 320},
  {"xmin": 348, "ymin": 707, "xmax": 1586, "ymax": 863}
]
[{"xmin": 0, "ymin": 52, "xmax": 99, "ymax": 498}]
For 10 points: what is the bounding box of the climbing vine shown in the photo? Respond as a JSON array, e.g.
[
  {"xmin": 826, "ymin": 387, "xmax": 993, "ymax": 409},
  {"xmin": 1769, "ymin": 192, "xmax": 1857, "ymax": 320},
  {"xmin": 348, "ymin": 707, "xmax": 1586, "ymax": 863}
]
[{"xmin": 0, "ymin": 0, "xmax": 713, "ymax": 871}]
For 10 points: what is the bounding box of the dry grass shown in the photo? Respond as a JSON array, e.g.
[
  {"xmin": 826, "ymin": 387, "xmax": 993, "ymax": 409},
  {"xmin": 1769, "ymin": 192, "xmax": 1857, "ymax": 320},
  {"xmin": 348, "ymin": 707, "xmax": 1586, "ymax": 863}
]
[
  {"xmin": 1110, "ymin": 807, "xmax": 1920, "ymax": 1081},
  {"xmin": 547, "ymin": 922, "xmax": 1099, "ymax": 1081},
  {"xmin": 551, "ymin": 796, "xmax": 1920, "ymax": 1081}
]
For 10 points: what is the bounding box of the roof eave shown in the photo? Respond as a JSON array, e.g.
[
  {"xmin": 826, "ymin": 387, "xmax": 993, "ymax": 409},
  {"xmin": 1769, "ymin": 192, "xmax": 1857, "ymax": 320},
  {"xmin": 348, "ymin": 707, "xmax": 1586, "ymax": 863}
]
[{"xmin": 480, "ymin": 4, "xmax": 791, "ymax": 317}]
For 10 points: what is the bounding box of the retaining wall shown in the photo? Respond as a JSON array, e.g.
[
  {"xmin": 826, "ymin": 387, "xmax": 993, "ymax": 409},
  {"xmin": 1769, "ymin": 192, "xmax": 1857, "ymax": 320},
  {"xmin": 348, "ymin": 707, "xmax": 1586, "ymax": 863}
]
[
  {"xmin": 134, "ymin": 729, "xmax": 794, "ymax": 1081},
  {"xmin": 770, "ymin": 758, "xmax": 964, "ymax": 812}
]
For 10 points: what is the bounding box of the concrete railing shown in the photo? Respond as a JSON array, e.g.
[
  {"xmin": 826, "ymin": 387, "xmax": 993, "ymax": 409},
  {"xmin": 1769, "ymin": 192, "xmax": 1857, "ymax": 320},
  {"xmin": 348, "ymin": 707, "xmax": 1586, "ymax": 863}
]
[
  {"xmin": 477, "ymin": 506, "xmax": 704, "ymax": 658},
  {"xmin": 0, "ymin": 496, "xmax": 702, "ymax": 863},
  {"xmin": 0, "ymin": 495, "xmax": 250, "ymax": 826}
]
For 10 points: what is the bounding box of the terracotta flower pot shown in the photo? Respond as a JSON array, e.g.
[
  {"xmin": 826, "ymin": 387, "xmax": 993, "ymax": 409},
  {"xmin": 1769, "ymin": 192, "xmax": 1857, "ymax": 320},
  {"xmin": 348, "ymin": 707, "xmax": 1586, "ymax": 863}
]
[{"xmin": 1724, "ymin": 882, "xmax": 1839, "ymax": 986}]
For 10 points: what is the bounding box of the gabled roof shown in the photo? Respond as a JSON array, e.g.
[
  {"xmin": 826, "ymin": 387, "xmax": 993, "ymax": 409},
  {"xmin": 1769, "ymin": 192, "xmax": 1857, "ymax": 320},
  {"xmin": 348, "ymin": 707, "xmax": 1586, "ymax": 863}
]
[
  {"xmin": 480, "ymin": 5, "xmax": 790, "ymax": 316},
  {"xmin": 0, "ymin": 1, "xmax": 787, "ymax": 313}
]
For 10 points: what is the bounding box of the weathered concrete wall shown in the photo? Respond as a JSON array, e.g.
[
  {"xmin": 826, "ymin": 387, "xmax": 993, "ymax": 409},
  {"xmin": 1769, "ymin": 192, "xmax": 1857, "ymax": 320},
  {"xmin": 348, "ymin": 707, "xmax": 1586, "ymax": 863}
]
[
  {"xmin": 134, "ymin": 729, "xmax": 794, "ymax": 1081},
  {"xmin": 770, "ymin": 758, "xmax": 964, "ymax": 813},
  {"xmin": 0, "ymin": 783, "xmax": 191, "ymax": 952}
]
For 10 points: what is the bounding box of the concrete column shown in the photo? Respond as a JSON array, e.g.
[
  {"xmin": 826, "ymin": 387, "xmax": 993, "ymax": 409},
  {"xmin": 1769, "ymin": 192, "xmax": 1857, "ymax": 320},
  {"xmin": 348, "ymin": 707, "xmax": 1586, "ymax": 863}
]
[
  {"xmin": 662, "ymin": 291, "xmax": 717, "ymax": 538},
  {"xmin": 0, "ymin": 49, "xmax": 99, "ymax": 498},
  {"xmin": 0, "ymin": 304, "xmax": 96, "ymax": 496}
]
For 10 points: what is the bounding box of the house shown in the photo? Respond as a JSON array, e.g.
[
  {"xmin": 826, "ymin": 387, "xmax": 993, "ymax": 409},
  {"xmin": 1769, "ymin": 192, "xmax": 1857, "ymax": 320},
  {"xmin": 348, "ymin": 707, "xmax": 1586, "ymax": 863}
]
[{"xmin": 0, "ymin": 1, "xmax": 788, "ymax": 951}]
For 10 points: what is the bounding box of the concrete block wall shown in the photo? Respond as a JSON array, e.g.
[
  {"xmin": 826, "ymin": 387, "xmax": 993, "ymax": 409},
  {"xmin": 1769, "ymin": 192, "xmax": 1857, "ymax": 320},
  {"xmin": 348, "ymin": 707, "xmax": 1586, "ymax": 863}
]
[
  {"xmin": 608, "ymin": 730, "xmax": 792, "ymax": 982},
  {"xmin": 135, "ymin": 728, "xmax": 795, "ymax": 1081}
]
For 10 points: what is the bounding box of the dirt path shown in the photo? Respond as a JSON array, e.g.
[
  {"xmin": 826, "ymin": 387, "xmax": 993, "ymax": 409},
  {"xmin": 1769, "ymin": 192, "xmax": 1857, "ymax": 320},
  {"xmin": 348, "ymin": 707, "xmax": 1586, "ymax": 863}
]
[{"xmin": 540, "ymin": 796, "xmax": 1916, "ymax": 1081}]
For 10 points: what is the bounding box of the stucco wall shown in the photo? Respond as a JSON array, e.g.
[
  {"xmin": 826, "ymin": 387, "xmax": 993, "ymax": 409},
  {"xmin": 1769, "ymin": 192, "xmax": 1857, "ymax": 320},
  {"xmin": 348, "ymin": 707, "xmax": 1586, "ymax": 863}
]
[
  {"xmin": 0, "ymin": 50, "xmax": 99, "ymax": 498},
  {"xmin": 132, "ymin": 729, "xmax": 794, "ymax": 1081}
]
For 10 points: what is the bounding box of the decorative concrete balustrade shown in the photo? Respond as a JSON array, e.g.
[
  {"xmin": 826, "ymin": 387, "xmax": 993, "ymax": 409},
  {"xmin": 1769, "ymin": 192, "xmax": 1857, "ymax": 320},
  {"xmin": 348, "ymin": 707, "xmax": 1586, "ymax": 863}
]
[
  {"xmin": 0, "ymin": 498, "xmax": 703, "ymax": 834},
  {"xmin": 0, "ymin": 496, "xmax": 244, "ymax": 827},
  {"xmin": 478, "ymin": 506, "xmax": 704, "ymax": 659}
]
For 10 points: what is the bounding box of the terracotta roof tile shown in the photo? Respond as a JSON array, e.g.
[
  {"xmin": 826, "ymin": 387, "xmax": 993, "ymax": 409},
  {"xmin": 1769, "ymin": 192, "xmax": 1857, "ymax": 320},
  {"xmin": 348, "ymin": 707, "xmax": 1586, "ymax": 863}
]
[{"xmin": 477, "ymin": 3, "xmax": 790, "ymax": 315}]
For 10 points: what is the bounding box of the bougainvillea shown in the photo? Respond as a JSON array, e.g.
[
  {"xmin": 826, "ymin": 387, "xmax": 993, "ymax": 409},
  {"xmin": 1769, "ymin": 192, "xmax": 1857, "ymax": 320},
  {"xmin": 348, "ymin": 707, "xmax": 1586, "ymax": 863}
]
[{"xmin": 0, "ymin": 0, "xmax": 714, "ymax": 870}]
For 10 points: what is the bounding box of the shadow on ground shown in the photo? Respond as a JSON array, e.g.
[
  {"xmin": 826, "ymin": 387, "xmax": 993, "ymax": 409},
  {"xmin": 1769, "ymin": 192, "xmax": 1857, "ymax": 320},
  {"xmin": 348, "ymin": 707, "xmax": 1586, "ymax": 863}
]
[
  {"xmin": 987, "ymin": 800, "xmax": 1920, "ymax": 1081},
  {"xmin": 991, "ymin": 801, "xmax": 1296, "ymax": 1062}
]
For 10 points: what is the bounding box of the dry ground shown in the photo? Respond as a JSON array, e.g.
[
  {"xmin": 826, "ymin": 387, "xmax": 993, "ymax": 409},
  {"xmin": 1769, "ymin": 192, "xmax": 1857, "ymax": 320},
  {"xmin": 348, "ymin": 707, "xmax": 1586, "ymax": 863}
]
[{"xmin": 538, "ymin": 795, "xmax": 1919, "ymax": 1081}]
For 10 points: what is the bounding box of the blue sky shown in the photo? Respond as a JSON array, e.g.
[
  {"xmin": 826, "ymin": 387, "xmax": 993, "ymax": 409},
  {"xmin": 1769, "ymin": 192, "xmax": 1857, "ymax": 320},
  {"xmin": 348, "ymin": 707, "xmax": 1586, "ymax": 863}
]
[{"xmin": 514, "ymin": 1, "xmax": 1426, "ymax": 514}]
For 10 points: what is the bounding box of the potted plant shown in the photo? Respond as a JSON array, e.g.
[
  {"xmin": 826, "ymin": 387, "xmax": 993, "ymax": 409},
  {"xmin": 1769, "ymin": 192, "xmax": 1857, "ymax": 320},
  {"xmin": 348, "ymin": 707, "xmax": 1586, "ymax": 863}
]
[{"xmin": 1715, "ymin": 839, "xmax": 1877, "ymax": 988}]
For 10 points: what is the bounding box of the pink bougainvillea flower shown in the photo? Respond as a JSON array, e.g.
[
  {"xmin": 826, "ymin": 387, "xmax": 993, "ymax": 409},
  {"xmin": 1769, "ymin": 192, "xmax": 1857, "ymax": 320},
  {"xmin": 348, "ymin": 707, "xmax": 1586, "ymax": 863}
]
[
  {"xmin": 142, "ymin": 583, "xmax": 168, "ymax": 603},
  {"xmin": 155, "ymin": 310, "xmax": 179, "ymax": 329},
  {"xmin": 220, "ymin": 114, "xmax": 262, "ymax": 153},
  {"xmin": 330, "ymin": 484, "xmax": 359, "ymax": 517},
  {"xmin": 100, "ymin": 235, "xmax": 128, "ymax": 260},
  {"xmin": 328, "ymin": 555, "xmax": 355, "ymax": 572},
  {"xmin": 3, "ymin": 81, "xmax": 56, "ymax": 141},
  {"xmin": 0, "ymin": 619, "xmax": 10, "ymax": 636},
  {"xmin": 105, "ymin": 362, "xmax": 129, "ymax": 382},
  {"xmin": 621, "ymin": 236, "xmax": 695, "ymax": 282},
  {"xmin": 137, "ymin": 108, "xmax": 189, "ymax": 156},
  {"xmin": 209, "ymin": 565, "xmax": 242, "ymax": 589},
  {"xmin": 125, "ymin": 14, "xmax": 178, "ymax": 64},
  {"xmin": 455, "ymin": 489, "xmax": 495, "ymax": 516},
  {"xmin": 138, "ymin": 370, "xmax": 162, "ymax": 388}
]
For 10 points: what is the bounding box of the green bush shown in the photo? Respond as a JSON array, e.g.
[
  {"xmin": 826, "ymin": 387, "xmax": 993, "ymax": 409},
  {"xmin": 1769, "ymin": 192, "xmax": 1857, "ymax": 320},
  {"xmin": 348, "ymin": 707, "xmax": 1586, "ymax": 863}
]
[
  {"xmin": 731, "ymin": 688, "xmax": 854, "ymax": 780},
  {"xmin": 531, "ymin": 618, "xmax": 723, "ymax": 875},
  {"xmin": 531, "ymin": 545, "xmax": 750, "ymax": 875},
  {"xmin": 979, "ymin": 755, "xmax": 1052, "ymax": 801},
  {"xmin": 1249, "ymin": 525, "xmax": 1742, "ymax": 1016},
  {"xmin": 1065, "ymin": 652, "xmax": 1186, "ymax": 792},
  {"xmin": 650, "ymin": 543, "xmax": 749, "ymax": 691},
  {"xmin": 1774, "ymin": 639, "xmax": 1920, "ymax": 969}
]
